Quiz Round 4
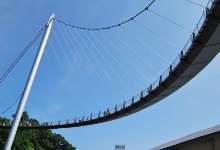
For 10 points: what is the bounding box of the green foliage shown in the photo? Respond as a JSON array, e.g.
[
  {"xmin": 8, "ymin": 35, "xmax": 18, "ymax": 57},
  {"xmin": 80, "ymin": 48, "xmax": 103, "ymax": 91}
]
[{"xmin": 0, "ymin": 112, "xmax": 76, "ymax": 150}]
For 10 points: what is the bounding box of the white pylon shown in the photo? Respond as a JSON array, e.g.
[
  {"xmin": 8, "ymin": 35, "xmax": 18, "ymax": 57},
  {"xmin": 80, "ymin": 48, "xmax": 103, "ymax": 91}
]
[{"xmin": 4, "ymin": 14, "xmax": 55, "ymax": 150}]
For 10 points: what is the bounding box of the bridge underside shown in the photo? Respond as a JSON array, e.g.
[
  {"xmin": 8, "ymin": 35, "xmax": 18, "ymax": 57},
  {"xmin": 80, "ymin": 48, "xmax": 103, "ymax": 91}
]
[{"xmin": 1, "ymin": 0, "xmax": 220, "ymax": 129}]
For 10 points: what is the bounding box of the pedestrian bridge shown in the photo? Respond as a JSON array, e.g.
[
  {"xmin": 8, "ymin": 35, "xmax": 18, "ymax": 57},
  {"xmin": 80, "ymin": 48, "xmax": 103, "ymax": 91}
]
[{"xmin": 1, "ymin": 0, "xmax": 220, "ymax": 129}]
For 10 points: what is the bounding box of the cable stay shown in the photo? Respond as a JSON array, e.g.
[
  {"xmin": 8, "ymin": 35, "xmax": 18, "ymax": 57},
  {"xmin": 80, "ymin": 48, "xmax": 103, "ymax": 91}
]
[
  {"xmin": 185, "ymin": 0, "xmax": 206, "ymax": 8},
  {"xmin": 133, "ymin": 19, "xmax": 181, "ymax": 51},
  {"xmin": 120, "ymin": 26, "xmax": 171, "ymax": 65},
  {"xmin": 148, "ymin": 9, "xmax": 193, "ymax": 33},
  {"xmin": 111, "ymin": 30, "xmax": 161, "ymax": 75},
  {"xmin": 0, "ymin": 23, "xmax": 47, "ymax": 84},
  {"xmin": 99, "ymin": 31, "xmax": 150, "ymax": 83},
  {"xmin": 0, "ymin": 94, "xmax": 22, "ymax": 115}
]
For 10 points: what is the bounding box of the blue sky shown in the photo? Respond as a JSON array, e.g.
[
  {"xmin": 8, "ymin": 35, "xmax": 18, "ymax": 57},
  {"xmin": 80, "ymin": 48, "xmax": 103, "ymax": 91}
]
[{"xmin": 0, "ymin": 0, "xmax": 220, "ymax": 150}]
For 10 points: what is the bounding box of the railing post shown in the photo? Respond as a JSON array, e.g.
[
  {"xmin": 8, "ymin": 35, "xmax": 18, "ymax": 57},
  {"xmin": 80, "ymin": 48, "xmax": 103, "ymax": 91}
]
[
  {"xmin": 149, "ymin": 84, "xmax": 152, "ymax": 92},
  {"xmin": 98, "ymin": 111, "xmax": 100, "ymax": 118},
  {"xmin": 90, "ymin": 113, "xmax": 92, "ymax": 120},
  {"xmin": 131, "ymin": 96, "xmax": 134, "ymax": 104},
  {"xmin": 140, "ymin": 91, "xmax": 143, "ymax": 99},
  {"xmin": 159, "ymin": 75, "xmax": 162, "ymax": 84},
  {"xmin": 180, "ymin": 50, "xmax": 184, "ymax": 60},
  {"xmin": 115, "ymin": 104, "xmax": 118, "ymax": 112},
  {"xmin": 206, "ymin": 7, "xmax": 209, "ymax": 16},
  {"xmin": 169, "ymin": 64, "xmax": 172, "ymax": 74},
  {"xmin": 191, "ymin": 32, "xmax": 195, "ymax": 42},
  {"xmin": 123, "ymin": 100, "xmax": 126, "ymax": 109}
]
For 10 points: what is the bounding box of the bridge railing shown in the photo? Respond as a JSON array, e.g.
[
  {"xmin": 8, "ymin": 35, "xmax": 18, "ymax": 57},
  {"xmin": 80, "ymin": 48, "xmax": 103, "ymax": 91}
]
[
  {"xmin": 184, "ymin": 0, "xmax": 213, "ymax": 54},
  {"xmin": 152, "ymin": 78, "xmax": 160, "ymax": 91},
  {"xmin": 144, "ymin": 0, "xmax": 213, "ymax": 94}
]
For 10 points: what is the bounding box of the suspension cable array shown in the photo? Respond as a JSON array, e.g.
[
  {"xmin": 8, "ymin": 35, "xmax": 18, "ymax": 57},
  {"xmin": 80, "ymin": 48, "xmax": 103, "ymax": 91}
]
[{"xmin": 0, "ymin": 0, "xmax": 218, "ymax": 129}]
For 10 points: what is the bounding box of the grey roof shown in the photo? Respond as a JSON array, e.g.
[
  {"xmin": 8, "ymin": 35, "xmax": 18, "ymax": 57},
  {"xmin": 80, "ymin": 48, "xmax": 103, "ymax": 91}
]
[{"xmin": 150, "ymin": 124, "xmax": 220, "ymax": 150}]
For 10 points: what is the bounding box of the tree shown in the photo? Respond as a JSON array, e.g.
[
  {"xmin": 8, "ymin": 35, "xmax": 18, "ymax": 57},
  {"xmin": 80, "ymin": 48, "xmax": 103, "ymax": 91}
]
[{"xmin": 0, "ymin": 112, "xmax": 76, "ymax": 150}]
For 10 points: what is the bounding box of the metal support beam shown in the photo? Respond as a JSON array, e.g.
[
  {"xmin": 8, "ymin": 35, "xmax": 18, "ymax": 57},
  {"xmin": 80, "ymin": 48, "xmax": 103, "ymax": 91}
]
[{"xmin": 4, "ymin": 14, "xmax": 55, "ymax": 150}]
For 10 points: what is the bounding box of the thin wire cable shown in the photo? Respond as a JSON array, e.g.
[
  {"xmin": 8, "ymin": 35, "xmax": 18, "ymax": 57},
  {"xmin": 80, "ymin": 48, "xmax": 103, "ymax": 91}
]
[
  {"xmin": 182, "ymin": 0, "xmax": 212, "ymax": 50},
  {"xmin": 74, "ymin": 28, "xmax": 103, "ymax": 81},
  {"xmin": 44, "ymin": 50, "xmax": 56, "ymax": 74},
  {"xmin": 0, "ymin": 24, "xmax": 46, "ymax": 77},
  {"xmin": 81, "ymin": 30, "xmax": 116, "ymax": 85},
  {"xmin": 148, "ymin": 9, "xmax": 193, "ymax": 33},
  {"xmin": 0, "ymin": 93, "xmax": 22, "ymax": 115},
  {"xmin": 0, "ymin": 23, "xmax": 47, "ymax": 75},
  {"xmin": 30, "ymin": 60, "xmax": 62, "ymax": 122},
  {"xmin": 38, "ymin": 63, "xmax": 84, "ymax": 122},
  {"xmin": 25, "ymin": 62, "xmax": 51, "ymax": 120},
  {"xmin": 0, "ymin": 23, "xmax": 47, "ymax": 84},
  {"xmin": 60, "ymin": 24, "xmax": 81, "ymax": 72},
  {"xmin": 81, "ymin": 30, "xmax": 124, "ymax": 109},
  {"xmin": 95, "ymin": 31, "xmax": 142, "ymax": 89},
  {"xmin": 80, "ymin": 30, "xmax": 107, "ymax": 80},
  {"xmin": 67, "ymin": 26, "xmax": 91, "ymax": 76},
  {"xmin": 28, "ymin": 95, "xmax": 45, "ymax": 125},
  {"xmin": 52, "ymin": 26, "xmax": 81, "ymax": 120},
  {"xmin": 185, "ymin": 0, "xmax": 206, "ymax": 8},
  {"xmin": 54, "ymin": 0, "xmax": 156, "ymax": 30},
  {"xmin": 99, "ymin": 31, "xmax": 150, "ymax": 83},
  {"xmin": 43, "ymin": 38, "xmax": 84, "ymax": 119},
  {"xmin": 133, "ymin": 19, "xmax": 181, "ymax": 51},
  {"xmin": 81, "ymin": 30, "xmax": 123, "ymax": 106},
  {"xmin": 207, "ymin": 0, "xmax": 213, "ymax": 7},
  {"xmin": 90, "ymin": 31, "xmax": 131, "ymax": 102},
  {"xmin": 84, "ymin": 31, "xmax": 132, "ymax": 107},
  {"xmin": 121, "ymin": 25, "xmax": 171, "ymax": 64},
  {"xmin": 111, "ymin": 30, "xmax": 161, "ymax": 75},
  {"xmin": 48, "ymin": 39, "xmax": 64, "ymax": 72},
  {"xmin": 54, "ymin": 22, "xmax": 75, "ymax": 73},
  {"xmin": 90, "ymin": 31, "xmax": 131, "ymax": 88},
  {"xmin": 65, "ymin": 26, "xmax": 97, "ymax": 114}
]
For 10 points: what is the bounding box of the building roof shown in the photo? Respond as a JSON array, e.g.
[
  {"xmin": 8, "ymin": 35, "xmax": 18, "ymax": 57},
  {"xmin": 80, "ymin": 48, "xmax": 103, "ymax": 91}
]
[{"xmin": 150, "ymin": 124, "xmax": 220, "ymax": 150}]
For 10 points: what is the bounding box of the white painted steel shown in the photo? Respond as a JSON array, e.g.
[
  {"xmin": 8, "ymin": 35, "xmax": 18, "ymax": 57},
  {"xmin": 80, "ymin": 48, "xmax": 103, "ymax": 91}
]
[{"xmin": 3, "ymin": 14, "xmax": 55, "ymax": 150}]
